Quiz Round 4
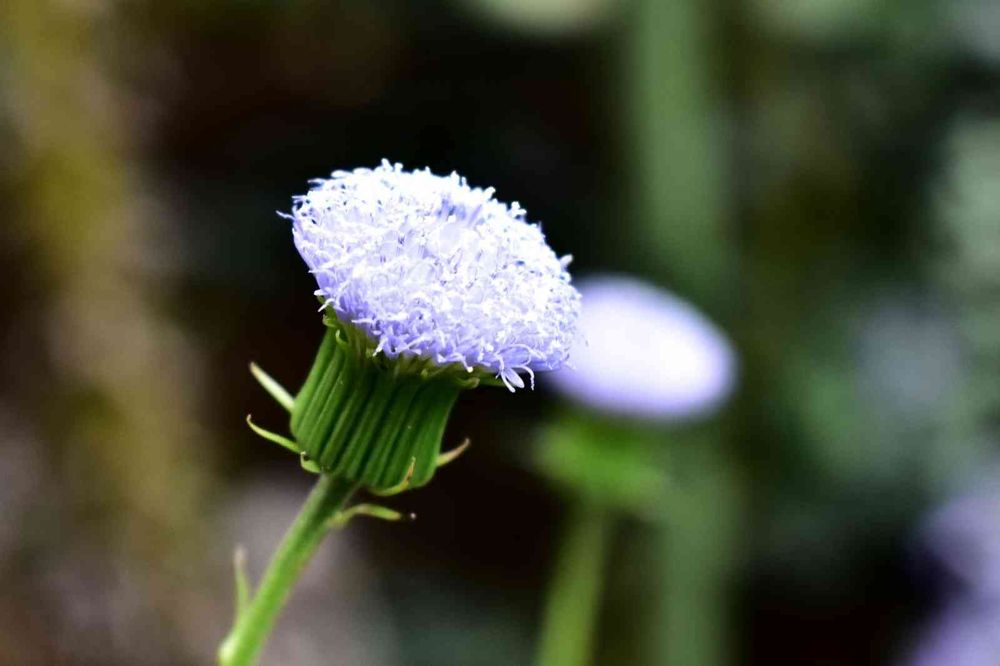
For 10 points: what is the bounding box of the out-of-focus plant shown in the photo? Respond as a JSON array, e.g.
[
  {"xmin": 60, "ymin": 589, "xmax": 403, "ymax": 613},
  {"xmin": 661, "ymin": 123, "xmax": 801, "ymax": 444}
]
[
  {"xmin": 892, "ymin": 115, "xmax": 1000, "ymax": 665},
  {"xmin": 217, "ymin": 162, "xmax": 581, "ymax": 666},
  {"xmin": 945, "ymin": 0, "xmax": 1000, "ymax": 64},
  {"xmin": 624, "ymin": 2, "xmax": 739, "ymax": 664},
  {"xmin": 930, "ymin": 115, "xmax": 1000, "ymax": 485},
  {"xmin": 535, "ymin": 275, "xmax": 737, "ymax": 666},
  {"xmin": 626, "ymin": 0, "xmax": 731, "ymax": 307}
]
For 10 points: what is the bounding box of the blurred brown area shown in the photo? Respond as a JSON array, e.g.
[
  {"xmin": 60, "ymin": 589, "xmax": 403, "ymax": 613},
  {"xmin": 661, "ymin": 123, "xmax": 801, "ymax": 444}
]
[{"xmin": 1, "ymin": 0, "xmax": 999, "ymax": 665}]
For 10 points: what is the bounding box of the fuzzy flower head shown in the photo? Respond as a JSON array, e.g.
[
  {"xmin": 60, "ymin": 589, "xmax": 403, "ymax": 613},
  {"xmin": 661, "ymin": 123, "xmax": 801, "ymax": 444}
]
[
  {"xmin": 290, "ymin": 161, "xmax": 581, "ymax": 391},
  {"xmin": 548, "ymin": 275, "xmax": 737, "ymax": 421}
]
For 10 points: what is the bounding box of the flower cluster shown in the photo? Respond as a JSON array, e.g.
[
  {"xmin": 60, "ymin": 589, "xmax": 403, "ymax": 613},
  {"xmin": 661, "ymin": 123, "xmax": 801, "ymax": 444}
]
[{"xmin": 289, "ymin": 161, "xmax": 581, "ymax": 390}]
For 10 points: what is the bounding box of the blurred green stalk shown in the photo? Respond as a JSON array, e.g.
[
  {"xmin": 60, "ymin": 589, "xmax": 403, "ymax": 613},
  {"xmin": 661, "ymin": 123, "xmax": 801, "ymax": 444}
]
[
  {"xmin": 628, "ymin": 0, "xmax": 731, "ymax": 306},
  {"xmin": 534, "ymin": 418, "xmax": 667, "ymax": 666},
  {"xmin": 536, "ymin": 503, "xmax": 612, "ymax": 666},
  {"xmin": 657, "ymin": 440, "xmax": 737, "ymax": 666},
  {"xmin": 627, "ymin": 0, "xmax": 737, "ymax": 664}
]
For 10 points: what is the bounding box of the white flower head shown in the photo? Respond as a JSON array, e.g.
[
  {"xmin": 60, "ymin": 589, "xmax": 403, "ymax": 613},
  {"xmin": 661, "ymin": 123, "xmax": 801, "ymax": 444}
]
[
  {"xmin": 547, "ymin": 275, "xmax": 737, "ymax": 421},
  {"xmin": 289, "ymin": 160, "xmax": 581, "ymax": 391}
]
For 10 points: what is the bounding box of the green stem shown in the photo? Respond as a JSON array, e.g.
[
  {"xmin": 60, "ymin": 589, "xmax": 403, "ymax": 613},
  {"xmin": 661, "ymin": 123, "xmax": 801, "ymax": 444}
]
[
  {"xmin": 218, "ymin": 474, "xmax": 358, "ymax": 666},
  {"xmin": 535, "ymin": 503, "xmax": 613, "ymax": 666},
  {"xmin": 657, "ymin": 441, "xmax": 736, "ymax": 666},
  {"xmin": 628, "ymin": 0, "xmax": 730, "ymax": 306}
]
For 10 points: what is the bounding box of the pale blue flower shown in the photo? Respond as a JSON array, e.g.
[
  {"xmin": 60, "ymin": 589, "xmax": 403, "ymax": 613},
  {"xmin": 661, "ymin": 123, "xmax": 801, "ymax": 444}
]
[
  {"xmin": 289, "ymin": 160, "xmax": 581, "ymax": 391},
  {"xmin": 547, "ymin": 275, "xmax": 736, "ymax": 420}
]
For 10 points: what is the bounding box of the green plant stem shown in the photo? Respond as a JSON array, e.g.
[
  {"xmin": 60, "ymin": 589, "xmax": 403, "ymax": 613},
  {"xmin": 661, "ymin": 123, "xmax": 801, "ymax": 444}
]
[
  {"xmin": 218, "ymin": 474, "xmax": 358, "ymax": 666},
  {"xmin": 536, "ymin": 502, "xmax": 612, "ymax": 666},
  {"xmin": 658, "ymin": 441, "xmax": 736, "ymax": 666},
  {"xmin": 628, "ymin": 0, "xmax": 730, "ymax": 307}
]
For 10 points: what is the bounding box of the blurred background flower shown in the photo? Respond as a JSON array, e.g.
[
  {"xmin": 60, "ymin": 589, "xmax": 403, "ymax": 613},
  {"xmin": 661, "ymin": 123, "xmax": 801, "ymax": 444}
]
[
  {"xmin": 1, "ymin": 0, "xmax": 998, "ymax": 664},
  {"xmin": 535, "ymin": 275, "xmax": 737, "ymax": 666},
  {"xmin": 548, "ymin": 275, "xmax": 736, "ymax": 421}
]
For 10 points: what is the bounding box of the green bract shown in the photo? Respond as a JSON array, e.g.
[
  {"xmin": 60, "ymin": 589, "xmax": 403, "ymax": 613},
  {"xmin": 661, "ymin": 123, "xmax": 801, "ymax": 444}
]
[{"xmin": 290, "ymin": 315, "xmax": 479, "ymax": 491}]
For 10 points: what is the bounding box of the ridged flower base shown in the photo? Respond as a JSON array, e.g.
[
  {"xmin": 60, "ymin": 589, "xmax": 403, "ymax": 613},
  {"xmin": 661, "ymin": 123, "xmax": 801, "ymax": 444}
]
[{"xmin": 290, "ymin": 324, "xmax": 464, "ymax": 491}]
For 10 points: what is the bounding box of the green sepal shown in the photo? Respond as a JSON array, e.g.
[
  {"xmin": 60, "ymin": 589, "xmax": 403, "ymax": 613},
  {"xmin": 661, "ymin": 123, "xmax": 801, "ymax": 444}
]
[
  {"xmin": 437, "ymin": 437, "xmax": 471, "ymax": 468},
  {"xmin": 369, "ymin": 457, "xmax": 416, "ymax": 497},
  {"xmin": 328, "ymin": 503, "xmax": 415, "ymax": 529},
  {"xmin": 299, "ymin": 453, "xmax": 321, "ymax": 474},
  {"xmin": 249, "ymin": 362, "xmax": 295, "ymax": 413},
  {"xmin": 246, "ymin": 415, "xmax": 300, "ymax": 454},
  {"xmin": 290, "ymin": 323, "xmax": 465, "ymax": 493}
]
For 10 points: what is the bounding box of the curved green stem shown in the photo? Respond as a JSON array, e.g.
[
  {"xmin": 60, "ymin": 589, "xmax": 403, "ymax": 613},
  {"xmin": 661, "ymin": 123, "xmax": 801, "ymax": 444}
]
[
  {"xmin": 218, "ymin": 474, "xmax": 358, "ymax": 666},
  {"xmin": 535, "ymin": 503, "xmax": 613, "ymax": 666}
]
